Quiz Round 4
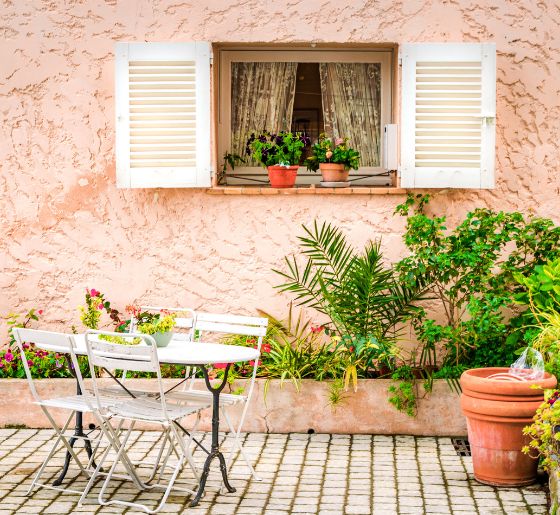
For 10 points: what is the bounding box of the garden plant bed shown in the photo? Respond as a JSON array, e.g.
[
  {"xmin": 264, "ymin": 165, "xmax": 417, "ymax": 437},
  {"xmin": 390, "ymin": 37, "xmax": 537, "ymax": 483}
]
[{"xmin": 0, "ymin": 378, "xmax": 466, "ymax": 435}]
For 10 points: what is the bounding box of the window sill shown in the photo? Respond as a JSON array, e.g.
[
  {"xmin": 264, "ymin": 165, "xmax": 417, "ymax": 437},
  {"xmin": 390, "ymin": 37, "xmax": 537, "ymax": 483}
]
[{"xmin": 206, "ymin": 185, "xmax": 406, "ymax": 195}]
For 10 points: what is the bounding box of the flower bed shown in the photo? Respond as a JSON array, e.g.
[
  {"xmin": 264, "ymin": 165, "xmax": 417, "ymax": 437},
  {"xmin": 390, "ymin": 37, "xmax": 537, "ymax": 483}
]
[{"xmin": 0, "ymin": 378, "xmax": 466, "ymax": 435}]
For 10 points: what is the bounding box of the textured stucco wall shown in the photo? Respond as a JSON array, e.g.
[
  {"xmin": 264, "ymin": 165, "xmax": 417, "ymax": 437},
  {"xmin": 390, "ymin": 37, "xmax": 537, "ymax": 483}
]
[{"xmin": 1, "ymin": 1, "xmax": 559, "ymax": 340}]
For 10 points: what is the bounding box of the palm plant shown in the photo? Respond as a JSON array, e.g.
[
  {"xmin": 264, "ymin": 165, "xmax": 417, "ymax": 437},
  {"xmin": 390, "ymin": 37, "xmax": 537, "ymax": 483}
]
[{"xmin": 274, "ymin": 221, "xmax": 427, "ymax": 341}]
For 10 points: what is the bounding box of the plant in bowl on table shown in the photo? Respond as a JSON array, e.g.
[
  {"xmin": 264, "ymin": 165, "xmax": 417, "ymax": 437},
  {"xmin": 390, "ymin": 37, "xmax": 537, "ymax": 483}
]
[
  {"xmin": 304, "ymin": 134, "xmax": 360, "ymax": 184},
  {"xmin": 246, "ymin": 131, "xmax": 310, "ymax": 188},
  {"xmin": 128, "ymin": 306, "xmax": 177, "ymax": 348}
]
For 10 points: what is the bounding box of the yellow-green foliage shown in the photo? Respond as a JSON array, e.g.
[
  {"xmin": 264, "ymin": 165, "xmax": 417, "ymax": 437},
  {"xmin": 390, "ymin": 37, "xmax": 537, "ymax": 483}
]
[
  {"xmin": 99, "ymin": 334, "xmax": 141, "ymax": 345},
  {"xmin": 138, "ymin": 314, "xmax": 176, "ymax": 335},
  {"xmin": 79, "ymin": 296, "xmax": 102, "ymax": 329},
  {"xmin": 523, "ymin": 388, "xmax": 560, "ymax": 473}
]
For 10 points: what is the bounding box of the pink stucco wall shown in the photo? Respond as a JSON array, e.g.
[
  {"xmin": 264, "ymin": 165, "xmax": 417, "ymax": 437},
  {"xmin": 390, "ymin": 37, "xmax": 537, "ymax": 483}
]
[{"xmin": 1, "ymin": 1, "xmax": 559, "ymax": 340}]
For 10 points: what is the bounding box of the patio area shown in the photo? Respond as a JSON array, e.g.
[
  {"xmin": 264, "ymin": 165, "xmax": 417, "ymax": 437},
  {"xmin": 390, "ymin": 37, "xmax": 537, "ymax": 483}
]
[{"xmin": 0, "ymin": 429, "xmax": 546, "ymax": 515}]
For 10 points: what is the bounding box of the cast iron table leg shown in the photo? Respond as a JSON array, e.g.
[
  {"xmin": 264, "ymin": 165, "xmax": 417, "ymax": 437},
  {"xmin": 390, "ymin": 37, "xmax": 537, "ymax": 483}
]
[
  {"xmin": 189, "ymin": 364, "xmax": 236, "ymax": 507},
  {"xmin": 53, "ymin": 358, "xmax": 96, "ymax": 486}
]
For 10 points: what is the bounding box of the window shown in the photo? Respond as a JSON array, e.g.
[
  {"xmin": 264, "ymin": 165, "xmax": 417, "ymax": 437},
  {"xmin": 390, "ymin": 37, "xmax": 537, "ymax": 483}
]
[
  {"xmin": 216, "ymin": 47, "xmax": 394, "ymax": 186},
  {"xmin": 114, "ymin": 42, "xmax": 496, "ymax": 190}
]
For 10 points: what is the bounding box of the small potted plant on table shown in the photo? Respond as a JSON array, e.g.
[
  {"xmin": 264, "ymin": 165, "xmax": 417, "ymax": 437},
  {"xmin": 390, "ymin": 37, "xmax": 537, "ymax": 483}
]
[
  {"xmin": 305, "ymin": 134, "xmax": 360, "ymax": 185},
  {"xmin": 247, "ymin": 131, "xmax": 310, "ymax": 188},
  {"xmin": 128, "ymin": 306, "xmax": 177, "ymax": 348}
]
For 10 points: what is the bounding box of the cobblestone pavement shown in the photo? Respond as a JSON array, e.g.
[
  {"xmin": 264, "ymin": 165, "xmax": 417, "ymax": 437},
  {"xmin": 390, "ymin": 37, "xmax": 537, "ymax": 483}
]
[{"xmin": 0, "ymin": 429, "xmax": 547, "ymax": 514}]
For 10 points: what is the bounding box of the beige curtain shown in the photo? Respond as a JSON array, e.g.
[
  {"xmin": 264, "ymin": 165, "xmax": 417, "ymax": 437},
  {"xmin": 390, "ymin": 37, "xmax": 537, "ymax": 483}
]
[
  {"xmin": 319, "ymin": 63, "xmax": 381, "ymax": 167},
  {"xmin": 231, "ymin": 62, "xmax": 298, "ymax": 158}
]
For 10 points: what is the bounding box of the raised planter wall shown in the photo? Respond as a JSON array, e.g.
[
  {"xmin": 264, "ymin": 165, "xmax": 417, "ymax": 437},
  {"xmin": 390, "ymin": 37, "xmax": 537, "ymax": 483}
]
[{"xmin": 0, "ymin": 378, "xmax": 466, "ymax": 436}]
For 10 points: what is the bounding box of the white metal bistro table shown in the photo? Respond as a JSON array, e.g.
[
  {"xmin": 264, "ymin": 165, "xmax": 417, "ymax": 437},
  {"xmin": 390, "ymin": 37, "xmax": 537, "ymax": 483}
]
[{"xmin": 62, "ymin": 335, "xmax": 260, "ymax": 507}]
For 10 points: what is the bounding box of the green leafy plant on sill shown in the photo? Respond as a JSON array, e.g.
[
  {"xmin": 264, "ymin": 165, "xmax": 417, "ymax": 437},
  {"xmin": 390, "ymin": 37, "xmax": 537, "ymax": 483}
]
[
  {"xmin": 247, "ymin": 131, "xmax": 311, "ymax": 167},
  {"xmin": 217, "ymin": 151, "xmax": 246, "ymax": 185}
]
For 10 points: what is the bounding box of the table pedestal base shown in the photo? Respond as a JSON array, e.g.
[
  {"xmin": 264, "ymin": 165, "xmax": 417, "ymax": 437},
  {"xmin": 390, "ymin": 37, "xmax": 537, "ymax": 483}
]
[{"xmin": 189, "ymin": 365, "xmax": 236, "ymax": 507}]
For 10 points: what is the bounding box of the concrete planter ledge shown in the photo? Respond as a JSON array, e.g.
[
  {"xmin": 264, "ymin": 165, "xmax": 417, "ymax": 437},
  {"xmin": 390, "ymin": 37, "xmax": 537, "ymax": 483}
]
[{"xmin": 0, "ymin": 378, "xmax": 466, "ymax": 436}]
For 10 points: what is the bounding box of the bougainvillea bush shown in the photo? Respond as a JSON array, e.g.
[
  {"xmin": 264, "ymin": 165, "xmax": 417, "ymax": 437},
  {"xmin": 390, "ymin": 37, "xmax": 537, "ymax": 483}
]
[{"xmin": 0, "ymin": 309, "xmax": 82, "ymax": 379}]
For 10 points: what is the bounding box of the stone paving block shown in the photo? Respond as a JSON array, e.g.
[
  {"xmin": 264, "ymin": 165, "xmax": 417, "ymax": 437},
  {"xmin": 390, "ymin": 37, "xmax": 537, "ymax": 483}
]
[{"xmin": 0, "ymin": 431, "xmax": 547, "ymax": 514}]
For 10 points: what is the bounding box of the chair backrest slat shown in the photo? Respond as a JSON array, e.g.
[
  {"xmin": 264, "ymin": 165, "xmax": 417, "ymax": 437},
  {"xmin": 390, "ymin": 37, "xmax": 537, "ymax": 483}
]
[
  {"xmin": 194, "ymin": 313, "xmax": 268, "ymax": 338},
  {"xmin": 85, "ymin": 330, "xmax": 168, "ymax": 417},
  {"xmin": 14, "ymin": 328, "xmax": 75, "ymax": 354},
  {"xmin": 195, "ymin": 319, "xmax": 267, "ymax": 337},
  {"xmin": 85, "ymin": 332, "xmax": 158, "ymax": 374},
  {"xmin": 12, "ymin": 328, "xmax": 83, "ymax": 404}
]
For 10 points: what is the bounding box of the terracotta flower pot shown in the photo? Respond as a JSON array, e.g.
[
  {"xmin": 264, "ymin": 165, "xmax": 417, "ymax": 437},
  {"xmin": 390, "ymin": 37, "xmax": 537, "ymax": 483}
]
[
  {"xmin": 319, "ymin": 163, "xmax": 349, "ymax": 182},
  {"xmin": 460, "ymin": 367, "xmax": 557, "ymax": 486},
  {"xmin": 267, "ymin": 165, "xmax": 299, "ymax": 188}
]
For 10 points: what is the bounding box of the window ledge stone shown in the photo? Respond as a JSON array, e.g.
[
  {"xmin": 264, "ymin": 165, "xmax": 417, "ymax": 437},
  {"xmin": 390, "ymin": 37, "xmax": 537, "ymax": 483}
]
[{"xmin": 206, "ymin": 185, "xmax": 407, "ymax": 195}]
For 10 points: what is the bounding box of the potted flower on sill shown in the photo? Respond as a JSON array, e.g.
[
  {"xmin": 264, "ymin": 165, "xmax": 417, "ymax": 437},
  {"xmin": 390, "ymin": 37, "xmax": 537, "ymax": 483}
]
[
  {"xmin": 247, "ymin": 131, "xmax": 310, "ymax": 188},
  {"xmin": 128, "ymin": 306, "xmax": 177, "ymax": 348},
  {"xmin": 305, "ymin": 134, "xmax": 360, "ymax": 184}
]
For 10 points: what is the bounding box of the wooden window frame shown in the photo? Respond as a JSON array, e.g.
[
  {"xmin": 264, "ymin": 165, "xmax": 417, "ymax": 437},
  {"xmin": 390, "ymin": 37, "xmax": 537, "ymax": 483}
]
[{"xmin": 214, "ymin": 44, "xmax": 396, "ymax": 187}]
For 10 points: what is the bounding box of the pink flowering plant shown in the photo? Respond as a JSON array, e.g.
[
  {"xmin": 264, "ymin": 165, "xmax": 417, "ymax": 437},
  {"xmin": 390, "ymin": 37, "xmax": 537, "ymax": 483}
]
[
  {"xmin": 79, "ymin": 288, "xmax": 124, "ymax": 330},
  {"xmin": 304, "ymin": 134, "xmax": 360, "ymax": 172},
  {"xmin": 0, "ymin": 309, "xmax": 82, "ymax": 379}
]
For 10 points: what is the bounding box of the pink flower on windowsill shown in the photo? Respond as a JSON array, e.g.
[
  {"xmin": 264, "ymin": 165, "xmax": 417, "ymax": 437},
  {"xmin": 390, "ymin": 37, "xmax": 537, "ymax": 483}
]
[
  {"xmin": 5, "ymin": 352, "xmax": 13, "ymax": 363},
  {"xmin": 214, "ymin": 363, "xmax": 228, "ymax": 369},
  {"xmin": 90, "ymin": 289, "xmax": 100, "ymax": 297}
]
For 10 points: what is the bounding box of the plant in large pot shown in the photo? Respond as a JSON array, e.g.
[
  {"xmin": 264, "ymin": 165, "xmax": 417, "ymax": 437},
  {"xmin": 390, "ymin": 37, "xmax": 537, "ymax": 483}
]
[
  {"xmin": 247, "ymin": 131, "xmax": 310, "ymax": 188},
  {"xmin": 304, "ymin": 134, "xmax": 360, "ymax": 184}
]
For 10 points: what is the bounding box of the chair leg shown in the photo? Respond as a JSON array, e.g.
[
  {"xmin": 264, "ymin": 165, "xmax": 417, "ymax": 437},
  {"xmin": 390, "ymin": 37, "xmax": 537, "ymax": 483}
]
[
  {"xmin": 27, "ymin": 411, "xmax": 75, "ymax": 494},
  {"xmin": 97, "ymin": 423, "xmax": 193, "ymax": 515},
  {"xmin": 222, "ymin": 406, "xmax": 261, "ymax": 481},
  {"xmin": 98, "ymin": 421, "xmax": 143, "ymax": 506}
]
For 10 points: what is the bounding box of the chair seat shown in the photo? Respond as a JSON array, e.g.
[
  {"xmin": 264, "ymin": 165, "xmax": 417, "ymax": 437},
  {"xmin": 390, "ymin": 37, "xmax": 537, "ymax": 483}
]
[
  {"xmin": 107, "ymin": 398, "xmax": 201, "ymax": 423},
  {"xmin": 97, "ymin": 385, "xmax": 159, "ymax": 399},
  {"xmin": 166, "ymin": 389, "xmax": 246, "ymax": 406},
  {"xmin": 38, "ymin": 394, "xmax": 113, "ymax": 412}
]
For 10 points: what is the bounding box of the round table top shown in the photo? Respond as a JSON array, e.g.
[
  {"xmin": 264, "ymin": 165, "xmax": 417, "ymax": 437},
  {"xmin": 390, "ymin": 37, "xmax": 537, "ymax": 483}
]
[{"xmin": 73, "ymin": 334, "xmax": 260, "ymax": 365}]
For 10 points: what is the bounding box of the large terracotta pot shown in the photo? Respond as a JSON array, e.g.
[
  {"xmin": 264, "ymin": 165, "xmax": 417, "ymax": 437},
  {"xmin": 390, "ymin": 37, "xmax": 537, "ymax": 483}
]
[
  {"xmin": 267, "ymin": 165, "xmax": 298, "ymax": 188},
  {"xmin": 460, "ymin": 367, "xmax": 557, "ymax": 486},
  {"xmin": 319, "ymin": 163, "xmax": 349, "ymax": 182}
]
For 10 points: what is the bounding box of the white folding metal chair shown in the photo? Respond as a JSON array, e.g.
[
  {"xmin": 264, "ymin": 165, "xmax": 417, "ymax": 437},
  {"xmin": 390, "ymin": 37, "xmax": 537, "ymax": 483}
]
[
  {"xmin": 167, "ymin": 312, "xmax": 268, "ymax": 480},
  {"xmin": 82, "ymin": 330, "xmax": 206, "ymax": 514},
  {"xmin": 12, "ymin": 328, "xmax": 104, "ymax": 496}
]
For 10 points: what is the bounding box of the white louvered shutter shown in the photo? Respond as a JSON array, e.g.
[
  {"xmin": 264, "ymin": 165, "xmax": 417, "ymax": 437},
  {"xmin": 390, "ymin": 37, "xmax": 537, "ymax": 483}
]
[
  {"xmin": 115, "ymin": 42, "xmax": 211, "ymax": 188},
  {"xmin": 400, "ymin": 43, "xmax": 496, "ymax": 189}
]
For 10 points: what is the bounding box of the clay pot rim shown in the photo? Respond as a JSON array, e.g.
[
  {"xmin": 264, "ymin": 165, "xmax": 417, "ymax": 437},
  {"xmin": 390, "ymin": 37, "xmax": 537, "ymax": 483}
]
[
  {"xmin": 267, "ymin": 165, "xmax": 299, "ymax": 171},
  {"xmin": 461, "ymin": 367, "xmax": 557, "ymax": 395},
  {"xmin": 319, "ymin": 162, "xmax": 348, "ymax": 170}
]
